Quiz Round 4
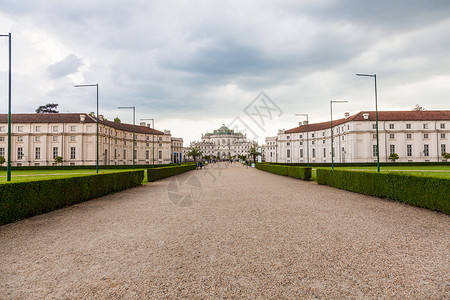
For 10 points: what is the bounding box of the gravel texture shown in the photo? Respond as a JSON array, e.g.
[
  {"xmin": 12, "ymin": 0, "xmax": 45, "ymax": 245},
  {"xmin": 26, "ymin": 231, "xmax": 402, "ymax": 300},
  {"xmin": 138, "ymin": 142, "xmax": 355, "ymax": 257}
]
[{"xmin": 1, "ymin": 163, "xmax": 449, "ymax": 299}]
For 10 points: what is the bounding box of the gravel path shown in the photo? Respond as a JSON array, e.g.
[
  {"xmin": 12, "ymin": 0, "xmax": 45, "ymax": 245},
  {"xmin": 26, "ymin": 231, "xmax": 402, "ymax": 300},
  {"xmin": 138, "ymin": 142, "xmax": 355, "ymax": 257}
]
[{"xmin": 1, "ymin": 163, "xmax": 449, "ymax": 299}]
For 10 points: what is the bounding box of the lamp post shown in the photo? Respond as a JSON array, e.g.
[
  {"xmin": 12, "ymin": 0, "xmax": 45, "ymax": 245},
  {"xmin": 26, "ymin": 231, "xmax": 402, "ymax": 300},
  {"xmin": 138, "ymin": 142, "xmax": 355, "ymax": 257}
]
[
  {"xmin": 294, "ymin": 113, "xmax": 309, "ymax": 167},
  {"xmin": 118, "ymin": 106, "xmax": 135, "ymax": 169},
  {"xmin": 1, "ymin": 33, "xmax": 11, "ymax": 181},
  {"xmin": 330, "ymin": 100, "xmax": 348, "ymax": 169},
  {"xmin": 141, "ymin": 118, "xmax": 155, "ymax": 168},
  {"xmin": 74, "ymin": 84, "xmax": 99, "ymax": 173},
  {"xmin": 356, "ymin": 73, "xmax": 380, "ymax": 172}
]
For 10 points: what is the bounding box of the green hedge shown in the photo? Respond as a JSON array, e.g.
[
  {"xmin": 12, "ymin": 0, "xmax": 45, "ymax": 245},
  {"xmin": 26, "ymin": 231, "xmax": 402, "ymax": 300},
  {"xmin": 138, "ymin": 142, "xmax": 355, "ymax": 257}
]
[
  {"xmin": 147, "ymin": 164, "xmax": 196, "ymax": 182},
  {"xmin": 0, "ymin": 163, "xmax": 175, "ymax": 171},
  {"xmin": 0, "ymin": 170, "xmax": 144, "ymax": 225},
  {"xmin": 263, "ymin": 162, "xmax": 449, "ymax": 167},
  {"xmin": 256, "ymin": 163, "xmax": 311, "ymax": 181},
  {"xmin": 316, "ymin": 169, "xmax": 450, "ymax": 214}
]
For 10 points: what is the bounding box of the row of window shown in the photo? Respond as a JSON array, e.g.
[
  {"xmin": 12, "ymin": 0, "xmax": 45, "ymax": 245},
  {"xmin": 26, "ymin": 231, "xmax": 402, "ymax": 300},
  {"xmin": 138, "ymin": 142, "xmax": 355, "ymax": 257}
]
[
  {"xmin": 372, "ymin": 144, "xmax": 447, "ymax": 157},
  {"xmin": 380, "ymin": 123, "xmax": 447, "ymax": 130}
]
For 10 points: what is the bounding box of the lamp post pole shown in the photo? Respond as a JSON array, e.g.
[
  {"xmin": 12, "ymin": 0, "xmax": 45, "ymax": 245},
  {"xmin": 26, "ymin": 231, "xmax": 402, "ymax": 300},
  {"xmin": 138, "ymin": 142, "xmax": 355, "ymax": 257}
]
[
  {"xmin": 295, "ymin": 113, "xmax": 309, "ymax": 167},
  {"xmin": 357, "ymin": 73, "xmax": 380, "ymax": 172},
  {"xmin": 118, "ymin": 106, "xmax": 136, "ymax": 169},
  {"xmin": 75, "ymin": 84, "xmax": 99, "ymax": 173},
  {"xmin": 330, "ymin": 100, "xmax": 348, "ymax": 169},
  {"xmin": 1, "ymin": 33, "xmax": 12, "ymax": 181},
  {"xmin": 141, "ymin": 118, "xmax": 155, "ymax": 168}
]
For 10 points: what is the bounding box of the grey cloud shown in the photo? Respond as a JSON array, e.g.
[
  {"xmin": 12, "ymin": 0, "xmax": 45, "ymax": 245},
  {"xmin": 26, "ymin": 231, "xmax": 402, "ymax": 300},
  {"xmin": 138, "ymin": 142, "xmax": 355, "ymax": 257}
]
[{"xmin": 47, "ymin": 54, "xmax": 83, "ymax": 79}]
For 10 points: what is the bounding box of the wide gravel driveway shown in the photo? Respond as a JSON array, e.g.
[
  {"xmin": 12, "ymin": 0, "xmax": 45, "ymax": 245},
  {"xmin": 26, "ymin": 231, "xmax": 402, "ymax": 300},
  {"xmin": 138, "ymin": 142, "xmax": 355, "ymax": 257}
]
[{"xmin": 1, "ymin": 163, "xmax": 449, "ymax": 299}]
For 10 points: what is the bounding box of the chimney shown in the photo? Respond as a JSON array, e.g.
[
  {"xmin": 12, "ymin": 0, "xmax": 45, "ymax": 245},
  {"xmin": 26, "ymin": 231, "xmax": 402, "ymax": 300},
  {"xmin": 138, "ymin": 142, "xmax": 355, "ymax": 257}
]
[
  {"xmin": 303, "ymin": 121, "xmax": 308, "ymax": 125},
  {"xmin": 344, "ymin": 112, "xmax": 350, "ymax": 119},
  {"xmin": 98, "ymin": 114, "xmax": 104, "ymax": 121},
  {"xmin": 363, "ymin": 113, "xmax": 369, "ymax": 120},
  {"xmin": 140, "ymin": 122, "xmax": 146, "ymax": 126},
  {"xmin": 80, "ymin": 114, "xmax": 86, "ymax": 123},
  {"xmin": 147, "ymin": 124, "xmax": 151, "ymax": 128}
]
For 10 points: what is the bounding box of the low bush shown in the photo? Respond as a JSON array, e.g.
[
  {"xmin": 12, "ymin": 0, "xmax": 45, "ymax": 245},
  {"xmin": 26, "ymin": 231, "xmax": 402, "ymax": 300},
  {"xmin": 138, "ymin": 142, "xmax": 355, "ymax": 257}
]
[
  {"xmin": 147, "ymin": 164, "xmax": 196, "ymax": 182},
  {"xmin": 0, "ymin": 170, "xmax": 144, "ymax": 225},
  {"xmin": 316, "ymin": 169, "xmax": 450, "ymax": 214},
  {"xmin": 256, "ymin": 163, "xmax": 311, "ymax": 181},
  {"xmin": 0, "ymin": 163, "xmax": 175, "ymax": 171}
]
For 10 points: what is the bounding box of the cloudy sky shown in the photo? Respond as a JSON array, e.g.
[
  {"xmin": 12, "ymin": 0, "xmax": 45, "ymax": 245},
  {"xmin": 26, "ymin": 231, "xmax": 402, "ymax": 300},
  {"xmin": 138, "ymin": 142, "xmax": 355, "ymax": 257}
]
[{"xmin": 0, "ymin": 0, "xmax": 449, "ymax": 145}]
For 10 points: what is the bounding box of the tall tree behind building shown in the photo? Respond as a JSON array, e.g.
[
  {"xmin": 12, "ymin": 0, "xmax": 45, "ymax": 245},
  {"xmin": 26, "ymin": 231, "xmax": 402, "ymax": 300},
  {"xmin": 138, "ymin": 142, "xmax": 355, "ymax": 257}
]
[{"xmin": 36, "ymin": 103, "xmax": 59, "ymax": 113}]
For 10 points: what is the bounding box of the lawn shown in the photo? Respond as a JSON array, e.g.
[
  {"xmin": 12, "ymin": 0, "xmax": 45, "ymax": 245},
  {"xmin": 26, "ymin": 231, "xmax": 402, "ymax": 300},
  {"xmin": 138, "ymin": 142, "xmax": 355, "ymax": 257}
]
[
  {"xmin": 311, "ymin": 165, "xmax": 450, "ymax": 181},
  {"xmin": 0, "ymin": 169, "xmax": 149, "ymax": 183}
]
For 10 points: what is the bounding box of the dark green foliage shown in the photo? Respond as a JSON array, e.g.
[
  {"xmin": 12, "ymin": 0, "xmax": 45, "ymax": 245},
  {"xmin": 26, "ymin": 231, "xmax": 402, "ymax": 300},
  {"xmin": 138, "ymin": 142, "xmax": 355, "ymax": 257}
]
[
  {"xmin": 316, "ymin": 169, "xmax": 450, "ymax": 214},
  {"xmin": 0, "ymin": 163, "xmax": 175, "ymax": 171},
  {"xmin": 147, "ymin": 164, "xmax": 196, "ymax": 182},
  {"xmin": 0, "ymin": 170, "xmax": 144, "ymax": 225},
  {"xmin": 35, "ymin": 103, "xmax": 59, "ymax": 113},
  {"xmin": 263, "ymin": 162, "xmax": 450, "ymax": 167},
  {"xmin": 255, "ymin": 163, "xmax": 311, "ymax": 181}
]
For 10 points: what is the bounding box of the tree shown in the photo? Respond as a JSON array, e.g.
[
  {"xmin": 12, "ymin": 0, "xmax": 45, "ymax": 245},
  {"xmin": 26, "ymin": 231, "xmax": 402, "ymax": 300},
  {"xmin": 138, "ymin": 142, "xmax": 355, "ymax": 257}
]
[
  {"xmin": 442, "ymin": 152, "xmax": 450, "ymax": 160},
  {"xmin": 248, "ymin": 145, "xmax": 261, "ymax": 163},
  {"xmin": 0, "ymin": 156, "xmax": 5, "ymax": 166},
  {"xmin": 412, "ymin": 104, "xmax": 426, "ymax": 111},
  {"xmin": 54, "ymin": 156, "xmax": 63, "ymax": 165},
  {"xmin": 36, "ymin": 103, "xmax": 59, "ymax": 113},
  {"xmin": 238, "ymin": 154, "xmax": 246, "ymax": 161},
  {"xmin": 203, "ymin": 155, "xmax": 211, "ymax": 162},
  {"xmin": 187, "ymin": 146, "xmax": 203, "ymax": 163},
  {"xmin": 89, "ymin": 112, "xmax": 95, "ymax": 117},
  {"xmin": 389, "ymin": 153, "xmax": 399, "ymax": 162},
  {"xmin": 114, "ymin": 116, "xmax": 121, "ymax": 123}
]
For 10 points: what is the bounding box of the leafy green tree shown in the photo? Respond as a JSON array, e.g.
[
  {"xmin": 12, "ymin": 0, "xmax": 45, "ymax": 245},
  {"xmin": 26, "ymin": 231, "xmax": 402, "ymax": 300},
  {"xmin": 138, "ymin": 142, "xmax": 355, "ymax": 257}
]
[
  {"xmin": 114, "ymin": 116, "xmax": 121, "ymax": 123},
  {"xmin": 248, "ymin": 145, "xmax": 261, "ymax": 163},
  {"xmin": 187, "ymin": 146, "xmax": 203, "ymax": 163},
  {"xmin": 54, "ymin": 156, "xmax": 63, "ymax": 165},
  {"xmin": 203, "ymin": 155, "xmax": 211, "ymax": 161},
  {"xmin": 89, "ymin": 112, "xmax": 95, "ymax": 117},
  {"xmin": 442, "ymin": 152, "xmax": 450, "ymax": 160},
  {"xmin": 36, "ymin": 103, "xmax": 59, "ymax": 113},
  {"xmin": 0, "ymin": 156, "xmax": 5, "ymax": 166},
  {"xmin": 389, "ymin": 153, "xmax": 399, "ymax": 162}
]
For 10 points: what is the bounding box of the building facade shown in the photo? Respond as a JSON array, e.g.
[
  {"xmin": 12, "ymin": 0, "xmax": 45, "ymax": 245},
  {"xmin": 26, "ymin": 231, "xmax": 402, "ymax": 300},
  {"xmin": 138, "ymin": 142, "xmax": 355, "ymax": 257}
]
[
  {"xmin": 0, "ymin": 113, "xmax": 183, "ymax": 166},
  {"xmin": 191, "ymin": 125, "xmax": 255, "ymax": 160},
  {"xmin": 264, "ymin": 111, "xmax": 450, "ymax": 163}
]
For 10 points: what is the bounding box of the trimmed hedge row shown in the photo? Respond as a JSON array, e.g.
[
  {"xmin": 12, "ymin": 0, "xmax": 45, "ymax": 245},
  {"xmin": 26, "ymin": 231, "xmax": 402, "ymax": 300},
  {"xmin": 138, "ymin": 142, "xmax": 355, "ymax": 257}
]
[
  {"xmin": 0, "ymin": 170, "xmax": 144, "ymax": 225},
  {"xmin": 316, "ymin": 169, "xmax": 450, "ymax": 214},
  {"xmin": 263, "ymin": 162, "xmax": 450, "ymax": 167},
  {"xmin": 147, "ymin": 164, "xmax": 196, "ymax": 182},
  {"xmin": 256, "ymin": 163, "xmax": 311, "ymax": 181},
  {"xmin": 0, "ymin": 163, "xmax": 174, "ymax": 171}
]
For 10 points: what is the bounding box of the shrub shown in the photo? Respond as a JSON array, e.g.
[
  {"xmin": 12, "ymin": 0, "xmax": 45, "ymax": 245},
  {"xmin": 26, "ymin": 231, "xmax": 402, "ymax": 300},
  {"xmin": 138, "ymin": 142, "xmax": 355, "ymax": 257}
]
[
  {"xmin": 0, "ymin": 170, "xmax": 144, "ymax": 225},
  {"xmin": 256, "ymin": 163, "xmax": 311, "ymax": 181},
  {"xmin": 316, "ymin": 169, "xmax": 450, "ymax": 214},
  {"xmin": 147, "ymin": 164, "xmax": 196, "ymax": 182}
]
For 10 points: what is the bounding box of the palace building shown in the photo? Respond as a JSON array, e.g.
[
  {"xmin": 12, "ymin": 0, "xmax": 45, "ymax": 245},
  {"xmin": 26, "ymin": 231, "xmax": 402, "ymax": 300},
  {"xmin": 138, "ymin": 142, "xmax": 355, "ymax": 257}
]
[
  {"xmin": 0, "ymin": 113, "xmax": 183, "ymax": 166},
  {"xmin": 263, "ymin": 110, "xmax": 450, "ymax": 163},
  {"xmin": 191, "ymin": 125, "xmax": 255, "ymax": 160}
]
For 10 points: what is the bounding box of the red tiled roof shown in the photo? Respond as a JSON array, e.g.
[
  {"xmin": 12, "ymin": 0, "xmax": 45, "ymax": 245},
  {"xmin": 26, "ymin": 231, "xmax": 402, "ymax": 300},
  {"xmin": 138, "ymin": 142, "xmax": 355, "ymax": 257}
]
[
  {"xmin": 285, "ymin": 110, "xmax": 450, "ymax": 133},
  {"xmin": 0, "ymin": 113, "xmax": 165, "ymax": 135}
]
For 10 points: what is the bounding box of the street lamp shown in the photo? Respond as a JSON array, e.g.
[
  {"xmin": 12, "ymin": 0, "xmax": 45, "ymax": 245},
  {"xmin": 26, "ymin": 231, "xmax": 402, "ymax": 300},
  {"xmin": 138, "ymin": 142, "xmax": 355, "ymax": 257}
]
[
  {"xmin": 294, "ymin": 113, "xmax": 309, "ymax": 167},
  {"xmin": 74, "ymin": 84, "xmax": 99, "ymax": 173},
  {"xmin": 118, "ymin": 106, "xmax": 135, "ymax": 170},
  {"xmin": 1, "ymin": 33, "xmax": 11, "ymax": 181},
  {"xmin": 356, "ymin": 73, "xmax": 380, "ymax": 172},
  {"xmin": 141, "ymin": 118, "xmax": 155, "ymax": 168},
  {"xmin": 330, "ymin": 100, "xmax": 348, "ymax": 169}
]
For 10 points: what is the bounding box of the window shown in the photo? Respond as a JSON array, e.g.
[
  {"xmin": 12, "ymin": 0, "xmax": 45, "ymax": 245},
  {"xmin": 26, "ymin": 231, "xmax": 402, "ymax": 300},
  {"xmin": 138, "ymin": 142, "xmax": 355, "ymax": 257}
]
[
  {"xmin": 406, "ymin": 133, "xmax": 412, "ymax": 139},
  {"xmin": 53, "ymin": 147, "xmax": 58, "ymax": 159},
  {"xmin": 159, "ymin": 137, "xmax": 162, "ymax": 141},
  {"xmin": 114, "ymin": 149, "xmax": 117, "ymax": 159},
  {"xmin": 0, "ymin": 127, "xmax": 5, "ymax": 132},
  {"xmin": 71, "ymin": 126, "xmax": 76, "ymax": 132},
  {"xmin": 35, "ymin": 147, "xmax": 40, "ymax": 159},
  {"xmin": 53, "ymin": 136, "xmax": 58, "ymax": 142},
  {"xmin": 389, "ymin": 134, "xmax": 395, "ymax": 139},
  {"xmin": 312, "ymin": 148, "xmax": 315, "ymax": 158},
  {"xmin": 70, "ymin": 147, "xmax": 76, "ymax": 159},
  {"xmin": 390, "ymin": 145, "xmax": 395, "ymax": 155},
  {"xmin": 441, "ymin": 133, "xmax": 446, "ymax": 139},
  {"xmin": 0, "ymin": 147, "xmax": 4, "ymax": 157},
  {"xmin": 312, "ymin": 141, "xmax": 315, "ymax": 145},
  {"xmin": 35, "ymin": 126, "xmax": 41, "ymax": 132},
  {"xmin": 440, "ymin": 123, "xmax": 446, "ymax": 129},
  {"xmin": 123, "ymin": 150, "xmax": 126, "ymax": 159},
  {"xmin": 134, "ymin": 150, "xmax": 137, "ymax": 160},
  {"xmin": 406, "ymin": 124, "xmax": 411, "ymax": 129},
  {"xmin": 287, "ymin": 149, "xmax": 291, "ymax": 158},
  {"xmin": 300, "ymin": 135, "xmax": 303, "ymax": 139},
  {"xmin": 323, "ymin": 132, "xmax": 325, "ymax": 136},
  {"xmin": 17, "ymin": 147, "xmax": 23, "ymax": 160},
  {"xmin": 158, "ymin": 150, "xmax": 162, "ymax": 159},
  {"xmin": 300, "ymin": 142, "xmax": 303, "ymax": 145},
  {"xmin": 323, "ymin": 139, "xmax": 325, "ymax": 144},
  {"xmin": 423, "ymin": 124, "xmax": 428, "ymax": 129},
  {"xmin": 0, "ymin": 137, "xmax": 4, "ymax": 142},
  {"xmin": 441, "ymin": 144, "xmax": 446, "ymax": 155},
  {"xmin": 287, "ymin": 136, "xmax": 290, "ymax": 139},
  {"xmin": 286, "ymin": 142, "xmax": 290, "ymax": 146},
  {"xmin": 407, "ymin": 145, "xmax": 412, "ymax": 157},
  {"xmin": 105, "ymin": 138, "xmax": 108, "ymax": 142},
  {"xmin": 52, "ymin": 126, "xmax": 58, "ymax": 132},
  {"xmin": 311, "ymin": 134, "xmax": 315, "ymax": 138},
  {"xmin": 146, "ymin": 142, "xmax": 149, "ymax": 147},
  {"xmin": 372, "ymin": 145, "xmax": 378, "ymax": 157},
  {"xmin": 71, "ymin": 136, "xmax": 76, "ymax": 141},
  {"xmin": 159, "ymin": 143, "xmax": 162, "ymax": 147},
  {"xmin": 146, "ymin": 150, "xmax": 149, "ymax": 159},
  {"xmin": 17, "ymin": 126, "xmax": 23, "ymax": 132},
  {"xmin": 424, "ymin": 133, "xmax": 429, "ymax": 139},
  {"xmin": 17, "ymin": 136, "xmax": 23, "ymax": 142},
  {"xmin": 35, "ymin": 136, "xmax": 40, "ymax": 142},
  {"xmin": 300, "ymin": 149, "xmax": 303, "ymax": 158},
  {"xmin": 373, "ymin": 134, "xmax": 377, "ymax": 139},
  {"xmin": 389, "ymin": 124, "xmax": 394, "ymax": 129},
  {"xmin": 146, "ymin": 136, "xmax": 149, "ymax": 140},
  {"xmin": 372, "ymin": 124, "xmax": 376, "ymax": 129},
  {"xmin": 323, "ymin": 148, "xmax": 326, "ymax": 157},
  {"xmin": 424, "ymin": 144, "xmax": 429, "ymax": 157}
]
